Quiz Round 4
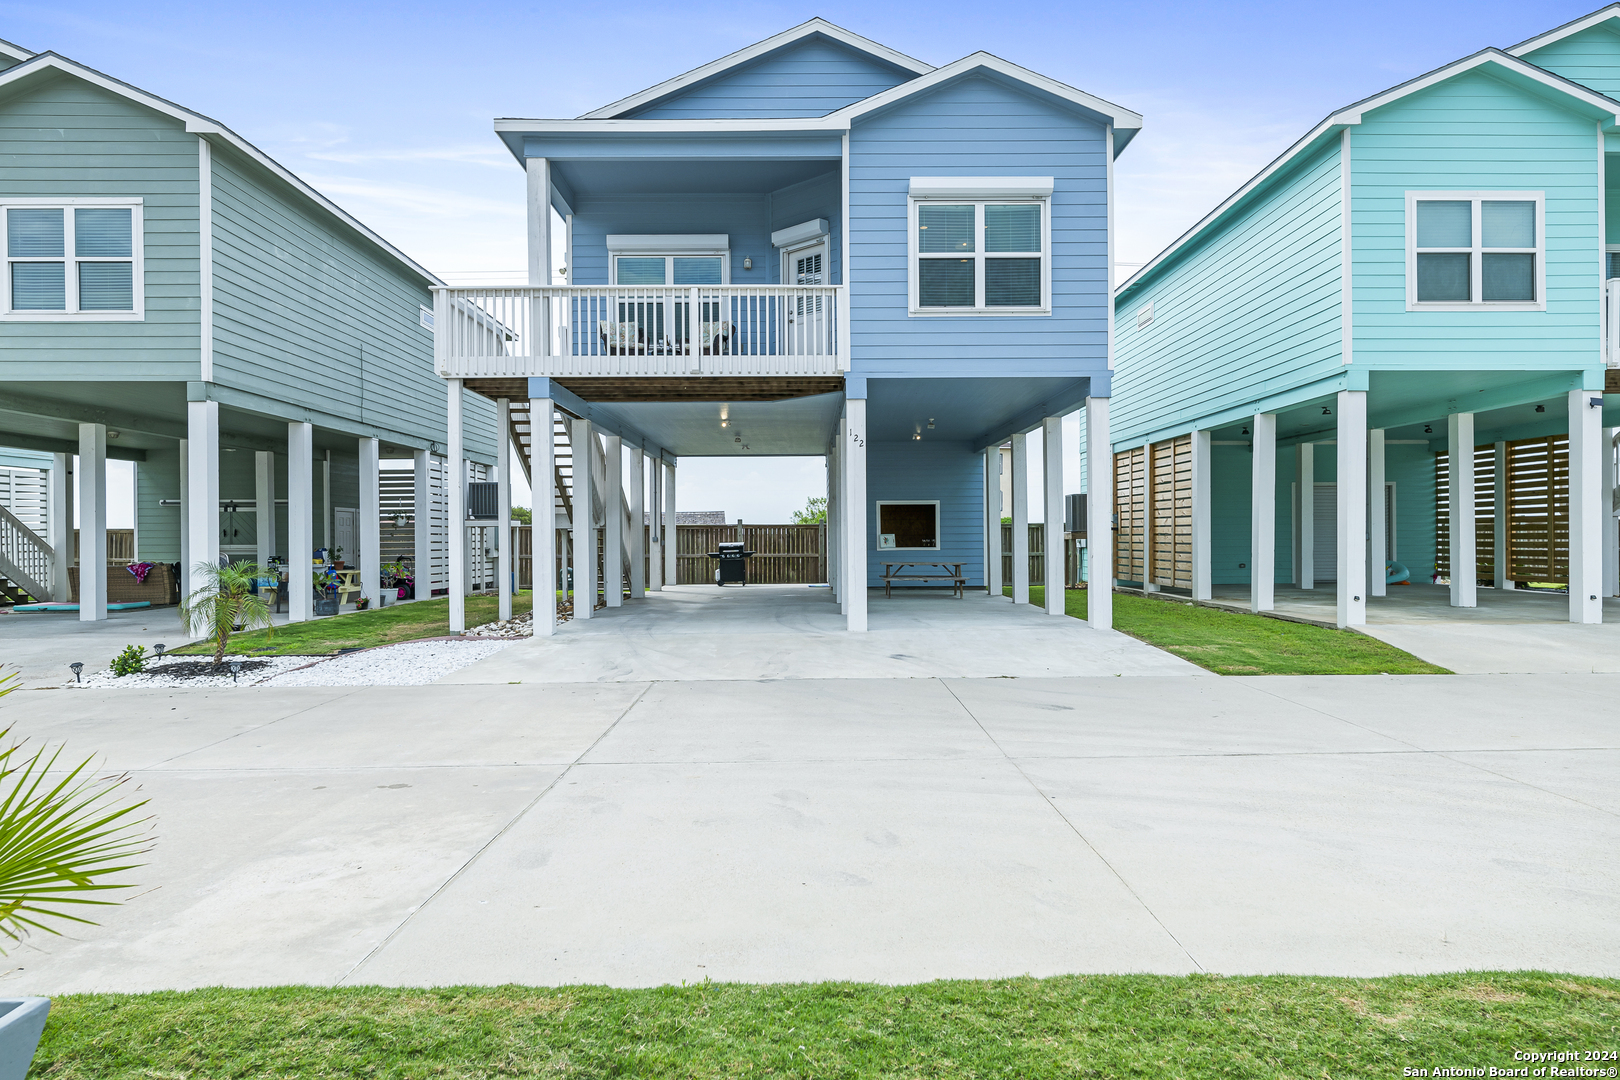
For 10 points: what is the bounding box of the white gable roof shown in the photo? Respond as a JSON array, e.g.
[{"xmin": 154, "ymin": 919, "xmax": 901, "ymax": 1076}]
[
  {"xmin": 578, "ymin": 18, "xmax": 933, "ymax": 120},
  {"xmin": 0, "ymin": 52, "xmax": 441, "ymax": 286},
  {"xmin": 1507, "ymin": 4, "xmax": 1620, "ymax": 56}
]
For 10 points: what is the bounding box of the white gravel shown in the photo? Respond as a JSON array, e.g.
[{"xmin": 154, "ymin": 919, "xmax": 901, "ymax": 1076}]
[
  {"xmin": 264, "ymin": 640, "xmax": 513, "ymax": 687},
  {"xmin": 72, "ymin": 639, "xmax": 514, "ymax": 689}
]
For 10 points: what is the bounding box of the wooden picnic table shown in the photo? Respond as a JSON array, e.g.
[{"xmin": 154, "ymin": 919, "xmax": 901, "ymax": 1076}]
[{"xmin": 880, "ymin": 561, "xmax": 966, "ymax": 599}]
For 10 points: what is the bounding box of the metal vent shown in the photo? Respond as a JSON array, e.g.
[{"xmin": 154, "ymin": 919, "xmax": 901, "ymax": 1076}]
[{"xmin": 466, "ymin": 481, "xmax": 499, "ymax": 521}]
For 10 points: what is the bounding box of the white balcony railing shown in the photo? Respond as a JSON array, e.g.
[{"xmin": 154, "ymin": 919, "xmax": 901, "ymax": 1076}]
[
  {"xmin": 434, "ymin": 285, "xmax": 845, "ymax": 379},
  {"xmin": 1607, "ymin": 279, "xmax": 1620, "ymax": 366}
]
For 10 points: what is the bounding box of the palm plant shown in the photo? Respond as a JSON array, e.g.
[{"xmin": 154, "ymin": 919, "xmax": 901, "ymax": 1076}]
[
  {"xmin": 179, "ymin": 560, "xmax": 275, "ymax": 665},
  {"xmin": 0, "ymin": 668, "xmax": 151, "ymax": 948}
]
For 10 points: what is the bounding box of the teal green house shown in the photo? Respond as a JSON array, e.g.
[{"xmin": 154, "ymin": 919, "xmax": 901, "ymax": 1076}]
[
  {"xmin": 1110, "ymin": 6, "xmax": 1620, "ymax": 629},
  {"xmin": 0, "ymin": 43, "xmax": 493, "ymax": 620}
]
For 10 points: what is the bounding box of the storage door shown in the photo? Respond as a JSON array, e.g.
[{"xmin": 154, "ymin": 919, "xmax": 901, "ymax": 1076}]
[{"xmin": 1312, "ymin": 484, "xmax": 1337, "ymax": 583}]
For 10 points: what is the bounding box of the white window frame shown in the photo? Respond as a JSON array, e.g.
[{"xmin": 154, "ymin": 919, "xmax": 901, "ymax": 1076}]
[
  {"xmin": 1605, "ymin": 244, "xmax": 1620, "ymax": 279},
  {"xmin": 1405, "ymin": 191, "xmax": 1544, "ymax": 312},
  {"xmin": 908, "ymin": 179, "xmax": 1052, "ymax": 317},
  {"xmin": 875, "ymin": 499, "xmax": 941, "ymax": 551},
  {"xmin": 606, "ymin": 234, "xmax": 730, "ymax": 286},
  {"xmin": 1, "ymin": 197, "xmax": 144, "ymax": 321}
]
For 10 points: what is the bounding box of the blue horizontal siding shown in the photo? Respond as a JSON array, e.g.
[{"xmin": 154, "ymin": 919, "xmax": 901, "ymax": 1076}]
[
  {"xmin": 865, "ymin": 440, "xmax": 985, "ymax": 587},
  {"xmin": 1112, "ymin": 139, "xmax": 1345, "ymax": 448},
  {"xmin": 570, "ymin": 193, "xmax": 772, "ymax": 286},
  {"xmin": 848, "ymin": 75, "xmax": 1109, "ymax": 374},
  {"xmin": 1351, "ymin": 69, "xmax": 1602, "ymax": 371},
  {"xmin": 770, "ymin": 172, "xmax": 841, "ymax": 285},
  {"xmin": 625, "ymin": 38, "xmax": 914, "ymax": 119}
]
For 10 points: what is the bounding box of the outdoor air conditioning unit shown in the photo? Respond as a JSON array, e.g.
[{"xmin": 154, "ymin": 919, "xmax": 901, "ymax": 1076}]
[
  {"xmin": 466, "ymin": 481, "xmax": 499, "ymax": 521},
  {"xmin": 1064, "ymin": 493, "xmax": 1087, "ymax": 534}
]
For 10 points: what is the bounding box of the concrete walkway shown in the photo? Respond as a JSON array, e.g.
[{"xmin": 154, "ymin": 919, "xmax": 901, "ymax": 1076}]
[
  {"xmin": 1204, "ymin": 584, "xmax": 1620, "ymax": 674},
  {"xmin": 450, "ymin": 584, "xmax": 1203, "ymax": 682},
  {"xmin": 0, "ymin": 672, "xmax": 1613, "ymax": 991}
]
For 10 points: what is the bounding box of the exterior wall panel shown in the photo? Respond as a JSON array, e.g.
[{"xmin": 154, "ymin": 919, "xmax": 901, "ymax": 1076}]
[
  {"xmin": 864, "ymin": 440, "xmax": 983, "ymax": 587},
  {"xmin": 1521, "ymin": 27, "xmax": 1620, "ymax": 98},
  {"xmin": 625, "ymin": 39, "xmax": 914, "ymax": 119}
]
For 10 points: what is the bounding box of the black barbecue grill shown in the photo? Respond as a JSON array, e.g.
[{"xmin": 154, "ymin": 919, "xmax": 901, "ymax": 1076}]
[{"xmin": 706, "ymin": 542, "xmax": 755, "ymax": 585}]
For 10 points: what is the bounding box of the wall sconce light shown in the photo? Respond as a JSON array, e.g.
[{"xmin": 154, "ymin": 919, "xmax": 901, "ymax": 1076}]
[
  {"xmin": 1535, "ymin": 404, "xmax": 1545, "ymax": 413},
  {"xmin": 1424, "ymin": 425, "xmax": 1432, "ymax": 433},
  {"xmin": 720, "ymin": 420, "xmax": 728, "ymax": 428},
  {"xmin": 1241, "ymin": 427, "xmax": 1249, "ymax": 436},
  {"xmin": 1590, "ymin": 396, "xmax": 1604, "ymax": 409},
  {"xmin": 743, "ymin": 257, "xmax": 752, "ymax": 271},
  {"xmin": 1322, "ymin": 407, "xmax": 1331, "ymax": 415},
  {"xmin": 912, "ymin": 433, "xmax": 922, "ymax": 441},
  {"xmin": 926, "ymin": 418, "xmax": 935, "ymax": 429}
]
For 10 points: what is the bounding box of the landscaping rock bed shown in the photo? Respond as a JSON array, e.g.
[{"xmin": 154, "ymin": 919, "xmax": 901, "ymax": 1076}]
[
  {"xmin": 464, "ymin": 611, "xmax": 534, "ymax": 638},
  {"xmin": 73, "ymin": 640, "xmax": 515, "ymax": 688},
  {"xmin": 77, "ymin": 656, "xmax": 312, "ymax": 688}
]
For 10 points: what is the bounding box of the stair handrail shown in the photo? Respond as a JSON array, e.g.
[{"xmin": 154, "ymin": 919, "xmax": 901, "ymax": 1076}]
[{"xmin": 0, "ymin": 503, "xmax": 53, "ymax": 602}]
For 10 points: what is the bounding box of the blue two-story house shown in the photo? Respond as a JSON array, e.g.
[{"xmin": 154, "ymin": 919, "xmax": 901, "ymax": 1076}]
[
  {"xmin": 436, "ymin": 19, "xmax": 1138, "ymax": 634},
  {"xmin": 1110, "ymin": 6, "xmax": 1620, "ymax": 630}
]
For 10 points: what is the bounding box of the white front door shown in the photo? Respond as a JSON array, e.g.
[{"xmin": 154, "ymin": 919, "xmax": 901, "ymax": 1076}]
[
  {"xmin": 334, "ymin": 507, "xmax": 355, "ymax": 564},
  {"xmin": 784, "ymin": 241, "xmax": 827, "ymax": 286},
  {"xmin": 783, "ymin": 241, "xmax": 828, "ymax": 353}
]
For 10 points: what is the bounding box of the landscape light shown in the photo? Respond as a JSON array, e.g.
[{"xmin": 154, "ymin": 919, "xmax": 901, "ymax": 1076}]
[{"xmin": 69, "ymin": 662, "xmax": 83, "ymax": 683}]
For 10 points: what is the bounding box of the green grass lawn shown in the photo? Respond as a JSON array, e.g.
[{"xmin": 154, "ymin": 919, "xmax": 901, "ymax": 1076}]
[
  {"xmin": 1020, "ymin": 586, "xmax": 1449, "ymax": 676},
  {"xmin": 30, "ymin": 973, "xmax": 1617, "ymax": 1078},
  {"xmin": 173, "ymin": 592, "xmax": 534, "ymax": 657}
]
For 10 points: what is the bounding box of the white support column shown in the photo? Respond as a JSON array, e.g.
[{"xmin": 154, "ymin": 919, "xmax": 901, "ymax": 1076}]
[
  {"xmin": 1295, "ymin": 442, "xmax": 1315, "ymax": 589},
  {"xmin": 1010, "ymin": 432, "xmax": 1030, "ymax": 605},
  {"xmin": 1042, "ymin": 417, "xmax": 1064, "ymax": 615},
  {"xmin": 1604, "ymin": 428, "xmax": 1618, "ymax": 598},
  {"xmin": 186, "ymin": 400, "xmax": 219, "ymax": 599},
  {"xmin": 447, "ymin": 378, "xmax": 466, "ymax": 633},
  {"xmin": 1369, "ymin": 429, "xmax": 1387, "ymax": 597},
  {"xmin": 1568, "ymin": 390, "xmax": 1603, "ymax": 623},
  {"xmin": 176, "ymin": 443, "xmax": 188, "ymax": 600},
  {"xmin": 413, "ymin": 449, "xmax": 431, "ymax": 600},
  {"xmin": 985, "ymin": 448, "xmax": 1003, "ymax": 598},
  {"xmin": 844, "ymin": 397, "xmax": 868, "ymax": 631},
  {"xmin": 359, "ymin": 436, "xmax": 381, "ymax": 610},
  {"xmin": 287, "ymin": 422, "xmax": 313, "ymax": 622},
  {"xmin": 533, "ymin": 399, "xmax": 556, "ymax": 635},
  {"xmin": 573, "ymin": 419, "xmax": 595, "ymax": 619},
  {"xmin": 629, "ymin": 446, "xmax": 646, "ymax": 599},
  {"xmin": 826, "ymin": 439, "xmax": 839, "ymax": 603},
  {"xmin": 77, "ymin": 423, "xmax": 107, "ymax": 622},
  {"xmin": 1447, "ymin": 411, "xmax": 1477, "ymax": 608},
  {"xmin": 1085, "ymin": 396, "xmax": 1113, "ymax": 630},
  {"xmin": 48, "ymin": 452, "xmax": 72, "ymax": 601},
  {"xmin": 663, "ymin": 460, "xmax": 677, "ymax": 590},
  {"xmin": 254, "ymin": 451, "xmax": 276, "ymax": 567},
  {"xmin": 1336, "ymin": 390, "xmax": 1367, "ymax": 628},
  {"xmin": 838, "ymin": 419, "xmax": 849, "ymax": 613},
  {"xmin": 603, "ymin": 434, "xmax": 623, "ymax": 607},
  {"xmin": 495, "ymin": 400, "xmax": 513, "ymax": 622},
  {"xmin": 1251, "ymin": 412, "xmax": 1276, "ymax": 612},
  {"xmin": 1494, "ymin": 441, "xmax": 1510, "ymax": 591},
  {"xmin": 648, "ymin": 452, "xmax": 663, "ymax": 592},
  {"xmin": 1191, "ymin": 429, "xmax": 1212, "ymax": 601}
]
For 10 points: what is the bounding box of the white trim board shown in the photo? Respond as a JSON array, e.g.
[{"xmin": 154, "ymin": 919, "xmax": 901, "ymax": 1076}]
[
  {"xmin": 909, "ymin": 177, "xmax": 1054, "ymax": 199},
  {"xmin": 606, "ymin": 234, "xmax": 729, "ymax": 254},
  {"xmin": 1507, "ymin": 5, "xmax": 1620, "ymax": 57},
  {"xmin": 0, "ymin": 52, "xmax": 442, "ymax": 288},
  {"xmin": 771, "ymin": 218, "xmax": 828, "ymax": 249},
  {"xmin": 578, "ymin": 18, "xmax": 934, "ymax": 120}
]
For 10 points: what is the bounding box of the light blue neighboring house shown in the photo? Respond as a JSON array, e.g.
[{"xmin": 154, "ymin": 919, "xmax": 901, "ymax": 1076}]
[
  {"xmin": 0, "ymin": 43, "xmax": 494, "ymax": 618},
  {"xmin": 1109, "ymin": 5, "xmax": 1620, "ymax": 629},
  {"xmin": 436, "ymin": 19, "xmax": 1138, "ymax": 633}
]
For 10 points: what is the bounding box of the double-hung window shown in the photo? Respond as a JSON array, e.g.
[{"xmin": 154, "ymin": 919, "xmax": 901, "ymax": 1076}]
[
  {"xmin": 1407, "ymin": 192, "xmax": 1542, "ymax": 310},
  {"xmin": 909, "ymin": 178, "xmax": 1052, "ymax": 315},
  {"xmin": 3, "ymin": 199, "xmax": 143, "ymax": 319}
]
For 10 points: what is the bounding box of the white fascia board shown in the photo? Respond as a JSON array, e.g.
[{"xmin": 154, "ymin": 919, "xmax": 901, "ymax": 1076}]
[
  {"xmin": 0, "ymin": 37, "xmax": 34, "ymax": 63},
  {"xmin": 1507, "ymin": 4, "xmax": 1620, "ymax": 56},
  {"xmin": 829, "ymin": 52, "xmax": 1143, "ymax": 141},
  {"xmin": 1118, "ymin": 48, "xmax": 1620, "ymax": 298},
  {"xmin": 577, "ymin": 18, "xmax": 934, "ymax": 120},
  {"xmin": 495, "ymin": 117, "xmax": 843, "ymax": 134},
  {"xmin": 0, "ymin": 53, "xmax": 443, "ymax": 288},
  {"xmin": 606, "ymin": 234, "xmax": 729, "ymax": 254},
  {"xmin": 909, "ymin": 176, "xmax": 1054, "ymax": 199}
]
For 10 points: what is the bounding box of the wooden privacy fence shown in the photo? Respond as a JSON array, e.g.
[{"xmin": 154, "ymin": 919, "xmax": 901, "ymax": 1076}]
[
  {"xmin": 72, "ymin": 529, "xmax": 135, "ymax": 565},
  {"xmin": 513, "ymin": 523, "xmax": 826, "ymax": 590},
  {"xmin": 1435, "ymin": 434, "xmax": 1569, "ymax": 584},
  {"xmin": 1115, "ymin": 435, "xmax": 1193, "ymax": 588},
  {"xmin": 1000, "ymin": 523, "xmax": 1047, "ymax": 585}
]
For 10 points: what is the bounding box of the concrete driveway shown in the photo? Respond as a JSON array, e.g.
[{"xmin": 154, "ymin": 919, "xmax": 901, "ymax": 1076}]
[{"xmin": 0, "ymin": 672, "xmax": 1613, "ymax": 992}]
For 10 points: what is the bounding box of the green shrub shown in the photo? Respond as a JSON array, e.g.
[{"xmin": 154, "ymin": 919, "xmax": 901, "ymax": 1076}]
[{"xmin": 109, "ymin": 645, "xmax": 146, "ymax": 677}]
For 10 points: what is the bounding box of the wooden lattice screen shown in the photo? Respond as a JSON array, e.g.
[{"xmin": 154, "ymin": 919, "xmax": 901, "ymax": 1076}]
[
  {"xmin": 1113, "ymin": 447, "xmax": 1146, "ymax": 582},
  {"xmin": 1150, "ymin": 435, "xmax": 1194, "ymax": 589},
  {"xmin": 1436, "ymin": 435, "xmax": 1567, "ymax": 584}
]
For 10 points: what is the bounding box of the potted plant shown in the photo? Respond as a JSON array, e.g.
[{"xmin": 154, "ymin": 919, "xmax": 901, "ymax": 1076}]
[
  {"xmin": 313, "ymin": 565, "xmax": 340, "ymax": 617},
  {"xmin": 0, "ymin": 667, "xmax": 152, "ymax": 1077},
  {"xmin": 179, "ymin": 561, "xmax": 276, "ymax": 665},
  {"xmin": 331, "ymin": 545, "xmax": 345, "ymax": 571}
]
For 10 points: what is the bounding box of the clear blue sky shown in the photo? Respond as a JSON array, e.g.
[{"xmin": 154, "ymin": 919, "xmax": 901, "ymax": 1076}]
[{"xmin": 17, "ymin": 0, "xmax": 1587, "ymax": 520}]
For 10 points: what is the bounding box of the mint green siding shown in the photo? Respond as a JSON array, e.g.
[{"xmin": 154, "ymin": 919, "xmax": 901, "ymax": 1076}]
[
  {"xmin": 1112, "ymin": 139, "xmax": 1344, "ymax": 446},
  {"xmin": 1350, "ymin": 70, "xmax": 1602, "ymax": 371},
  {"xmin": 135, "ymin": 447, "xmax": 181, "ymax": 561},
  {"xmin": 0, "ymin": 73, "xmax": 200, "ymax": 380},
  {"xmin": 1521, "ymin": 25, "xmax": 1620, "ymax": 98}
]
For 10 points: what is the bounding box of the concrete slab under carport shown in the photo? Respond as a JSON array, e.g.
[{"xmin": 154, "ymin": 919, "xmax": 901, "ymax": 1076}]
[
  {"xmin": 1201, "ymin": 583, "xmax": 1620, "ymax": 673},
  {"xmin": 445, "ymin": 583, "xmax": 1205, "ymax": 683}
]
